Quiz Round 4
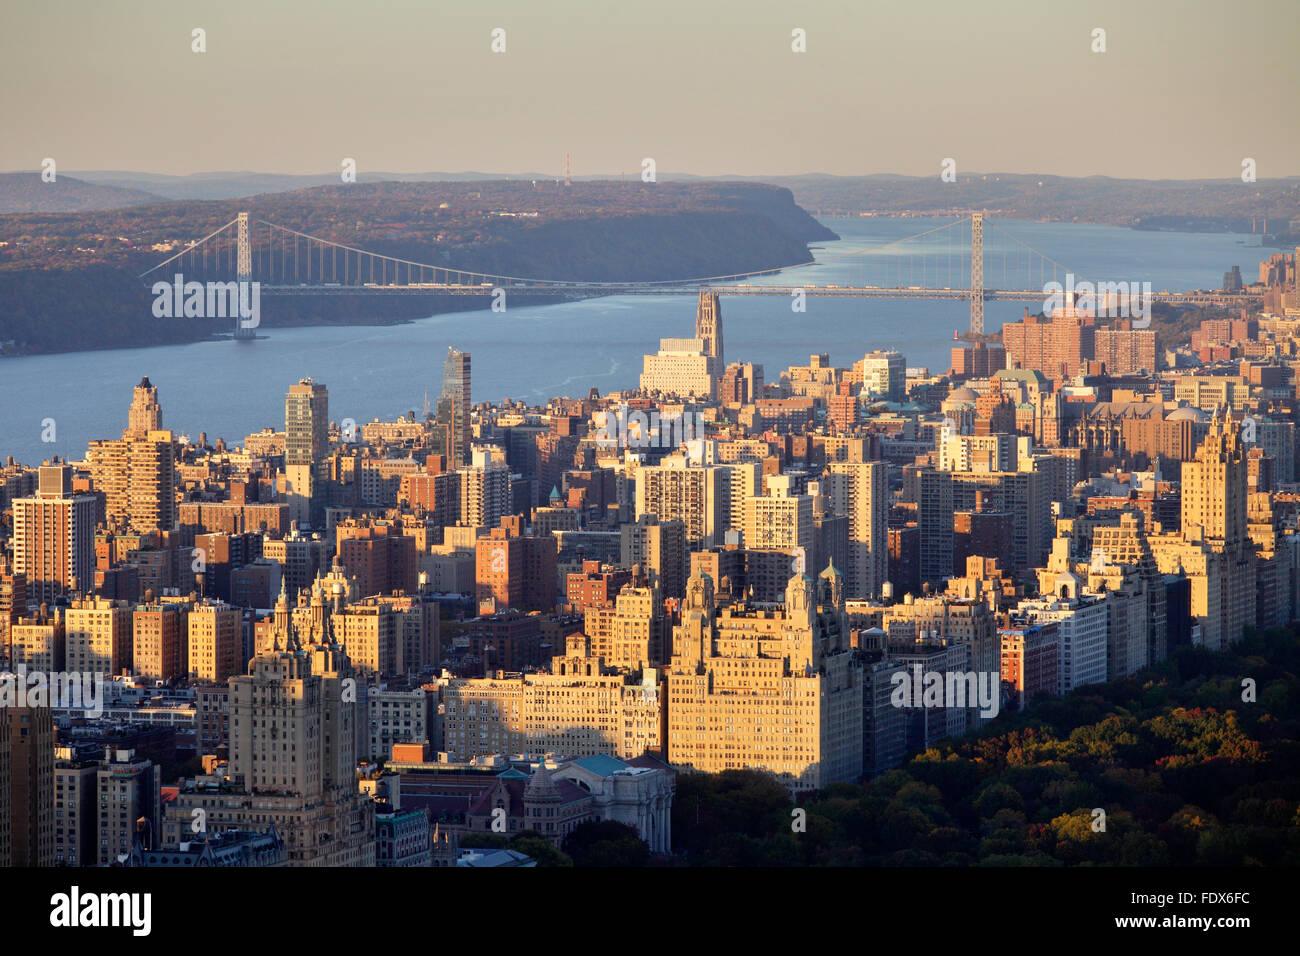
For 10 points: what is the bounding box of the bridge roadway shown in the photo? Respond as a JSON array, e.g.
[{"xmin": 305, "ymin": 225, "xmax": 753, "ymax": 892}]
[{"xmin": 255, "ymin": 282, "xmax": 1263, "ymax": 308}]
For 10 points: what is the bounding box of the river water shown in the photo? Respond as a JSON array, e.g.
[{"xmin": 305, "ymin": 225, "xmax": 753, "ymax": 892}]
[{"xmin": 0, "ymin": 217, "xmax": 1266, "ymax": 467}]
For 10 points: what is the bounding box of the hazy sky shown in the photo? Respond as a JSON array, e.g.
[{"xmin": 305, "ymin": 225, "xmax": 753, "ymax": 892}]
[{"xmin": 3, "ymin": 0, "xmax": 1297, "ymax": 179}]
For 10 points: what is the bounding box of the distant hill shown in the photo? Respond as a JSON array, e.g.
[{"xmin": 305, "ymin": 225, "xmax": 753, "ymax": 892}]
[
  {"xmin": 56, "ymin": 170, "xmax": 1300, "ymax": 237},
  {"xmin": 0, "ymin": 179, "xmax": 833, "ymax": 356},
  {"xmin": 0, "ymin": 172, "xmax": 162, "ymax": 213},
  {"xmin": 69, "ymin": 170, "xmax": 568, "ymax": 201},
  {"xmin": 766, "ymin": 173, "xmax": 1300, "ymax": 234}
]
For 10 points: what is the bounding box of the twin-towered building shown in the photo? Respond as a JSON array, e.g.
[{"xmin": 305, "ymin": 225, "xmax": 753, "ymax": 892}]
[{"xmin": 667, "ymin": 563, "xmax": 863, "ymax": 791}]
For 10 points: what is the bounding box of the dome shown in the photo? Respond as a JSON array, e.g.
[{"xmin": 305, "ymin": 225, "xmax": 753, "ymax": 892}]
[
  {"xmin": 947, "ymin": 387, "xmax": 979, "ymax": 402},
  {"xmin": 1166, "ymin": 405, "xmax": 1207, "ymax": 423}
]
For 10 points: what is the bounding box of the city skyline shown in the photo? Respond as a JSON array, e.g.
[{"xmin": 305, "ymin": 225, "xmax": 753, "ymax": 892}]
[{"xmin": 2, "ymin": 1, "xmax": 1298, "ymax": 924}]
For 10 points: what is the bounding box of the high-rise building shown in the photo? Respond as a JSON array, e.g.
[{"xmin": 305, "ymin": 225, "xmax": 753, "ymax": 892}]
[
  {"xmin": 335, "ymin": 519, "xmax": 420, "ymax": 599},
  {"xmin": 1001, "ymin": 308, "xmax": 1096, "ymax": 381},
  {"xmin": 475, "ymin": 527, "xmax": 558, "ymax": 614},
  {"xmin": 882, "ymin": 592, "xmax": 1001, "ymax": 679},
  {"xmin": 950, "ymin": 469, "xmax": 1050, "ymax": 575},
  {"xmin": 1149, "ymin": 411, "xmax": 1256, "ymax": 651},
  {"xmin": 635, "ymin": 459, "xmax": 726, "ymax": 548},
  {"xmin": 332, "ymin": 598, "xmax": 402, "ymax": 678},
  {"xmin": 0, "ymin": 554, "xmax": 26, "ymax": 660},
  {"xmin": 583, "ymin": 576, "xmax": 669, "ymax": 671},
  {"xmin": 950, "ymin": 340, "xmax": 1006, "ymax": 381},
  {"xmin": 53, "ymin": 746, "xmax": 99, "ymax": 867},
  {"xmin": 284, "ymin": 378, "xmax": 329, "ymax": 527},
  {"xmin": 1182, "ymin": 411, "xmax": 1248, "ymax": 545},
  {"xmin": 261, "ymin": 528, "xmax": 331, "ymax": 600},
  {"xmin": 459, "ymin": 447, "xmax": 510, "ymax": 529},
  {"xmin": 165, "ymin": 614, "xmax": 376, "ymax": 865},
  {"xmin": 620, "ymin": 514, "xmax": 687, "ymax": 600},
  {"xmin": 742, "ymin": 490, "xmax": 815, "ymax": 572},
  {"xmin": 1011, "ymin": 592, "xmax": 1109, "ymax": 694},
  {"xmin": 1093, "ymin": 324, "xmax": 1157, "ymax": 375},
  {"xmin": 441, "ymin": 348, "xmax": 472, "ymax": 467},
  {"xmin": 369, "ymin": 591, "xmax": 440, "ymax": 676},
  {"xmin": 12, "ymin": 464, "xmax": 96, "ymax": 604},
  {"xmin": 86, "ymin": 383, "xmax": 177, "ymax": 532},
  {"xmin": 824, "ymin": 461, "xmax": 888, "ymax": 600},
  {"xmin": 188, "ymin": 600, "xmax": 242, "ymax": 684},
  {"xmin": 2, "ymin": 705, "xmax": 55, "ymax": 866},
  {"xmin": 96, "ymin": 749, "xmax": 161, "ymax": 866},
  {"xmin": 910, "ymin": 467, "xmax": 954, "ymax": 585},
  {"xmin": 10, "ymin": 607, "xmax": 65, "ymax": 671},
  {"xmin": 1087, "ymin": 513, "xmax": 1170, "ymax": 665}
]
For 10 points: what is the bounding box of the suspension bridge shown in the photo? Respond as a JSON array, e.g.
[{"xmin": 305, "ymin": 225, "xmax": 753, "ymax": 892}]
[{"xmin": 139, "ymin": 211, "xmax": 1262, "ymax": 339}]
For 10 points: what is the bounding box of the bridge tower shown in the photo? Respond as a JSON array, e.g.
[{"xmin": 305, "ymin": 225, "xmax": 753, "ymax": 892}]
[
  {"xmin": 234, "ymin": 212, "xmax": 254, "ymax": 339},
  {"xmin": 969, "ymin": 212, "xmax": 984, "ymax": 336}
]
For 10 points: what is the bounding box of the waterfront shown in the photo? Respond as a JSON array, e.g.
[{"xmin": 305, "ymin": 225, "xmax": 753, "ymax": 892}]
[{"xmin": 0, "ymin": 217, "xmax": 1264, "ymax": 466}]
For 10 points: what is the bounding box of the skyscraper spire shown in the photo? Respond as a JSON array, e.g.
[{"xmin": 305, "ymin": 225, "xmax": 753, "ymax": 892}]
[{"xmin": 125, "ymin": 376, "xmax": 162, "ymax": 438}]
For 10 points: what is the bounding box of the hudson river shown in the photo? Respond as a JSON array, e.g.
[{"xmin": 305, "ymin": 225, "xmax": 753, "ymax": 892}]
[{"xmin": 0, "ymin": 217, "xmax": 1266, "ymax": 467}]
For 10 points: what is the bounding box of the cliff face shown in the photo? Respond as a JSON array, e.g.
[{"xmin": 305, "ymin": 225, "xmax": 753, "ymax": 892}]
[{"xmin": 0, "ymin": 181, "xmax": 832, "ymax": 356}]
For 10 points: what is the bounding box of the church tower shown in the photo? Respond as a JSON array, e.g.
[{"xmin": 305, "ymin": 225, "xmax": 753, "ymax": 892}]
[{"xmin": 695, "ymin": 291, "xmax": 724, "ymax": 370}]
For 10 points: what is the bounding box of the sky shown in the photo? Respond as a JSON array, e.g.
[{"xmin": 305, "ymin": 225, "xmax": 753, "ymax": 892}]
[{"xmin": 2, "ymin": 0, "xmax": 1298, "ymax": 180}]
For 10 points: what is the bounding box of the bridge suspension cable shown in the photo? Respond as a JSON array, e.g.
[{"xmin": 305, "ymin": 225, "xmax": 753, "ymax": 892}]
[{"xmin": 136, "ymin": 211, "xmax": 1253, "ymax": 329}]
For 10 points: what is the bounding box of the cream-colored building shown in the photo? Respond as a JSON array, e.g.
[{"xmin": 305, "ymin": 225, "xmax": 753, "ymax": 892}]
[
  {"xmin": 86, "ymin": 430, "xmax": 177, "ymax": 533},
  {"xmin": 1150, "ymin": 412, "xmax": 1255, "ymax": 652},
  {"xmin": 742, "ymin": 492, "xmax": 815, "ymax": 566},
  {"xmin": 188, "ymin": 600, "xmax": 242, "ymax": 684},
  {"xmin": 126, "ymin": 377, "xmax": 163, "ymax": 438},
  {"xmin": 938, "ymin": 433, "xmax": 1018, "ymax": 473},
  {"xmin": 856, "ymin": 349, "xmax": 905, "ymax": 401},
  {"xmin": 582, "ymin": 579, "xmax": 669, "ymax": 671},
  {"xmin": 65, "ymin": 595, "xmax": 133, "ymax": 677},
  {"xmin": 881, "ymin": 592, "xmax": 1000, "ymax": 678},
  {"xmin": 440, "ymin": 635, "xmax": 663, "ymax": 760},
  {"xmin": 639, "ymin": 337, "xmax": 718, "ymax": 399},
  {"xmin": 459, "ymin": 452, "xmax": 510, "ymax": 529},
  {"xmin": 334, "ymin": 599, "xmax": 402, "ymax": 678},
  {"xmin": 666, "ymin": 565, "xmax": 863, "ymax": 791},
  {"xmin": 10, "ymin": 610, "xmax": 65, "ymax": 671}
]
